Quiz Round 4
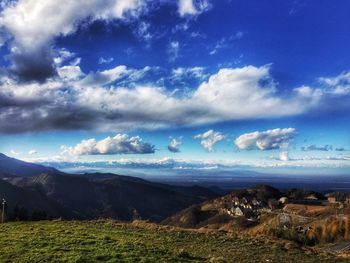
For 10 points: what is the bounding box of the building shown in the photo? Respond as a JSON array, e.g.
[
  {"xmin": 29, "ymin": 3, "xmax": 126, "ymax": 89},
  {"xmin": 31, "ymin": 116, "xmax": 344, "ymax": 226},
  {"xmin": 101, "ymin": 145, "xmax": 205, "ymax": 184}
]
[
  {"xmin": 235, "ymin": 207, "xmax": 244, "ymax": 216},
  {"xmin": 279, "ymin": 197, "xmax": 288, "ymax": 204},
  {"xmin": 326, "ymin": 192, "xmax": 346, "ymax": 203},
  {"xmin": 345, "ymin": 196, "xmax": 350, "ymax": 204},
  {"xmin": 328, "ymin": 196, "xmax": 337, "ymax": 203},
  {"xmin": 306, "ymin": 194, "xmax": 318, "ymax": 200}
]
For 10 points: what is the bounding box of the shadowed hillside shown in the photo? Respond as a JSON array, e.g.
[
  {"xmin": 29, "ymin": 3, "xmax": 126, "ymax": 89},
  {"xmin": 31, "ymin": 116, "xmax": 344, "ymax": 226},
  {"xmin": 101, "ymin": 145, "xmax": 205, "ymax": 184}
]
[
  {"xmin": 0, "ymin": 178, "xmax": 74, "ymax": 220},
  {"xmin": 0, "ymin": 153, "xmax": 220, "ymax": 222},
  {"xmin": 0, "ymin": 153, "xmax": 58, "ymax": 177}
]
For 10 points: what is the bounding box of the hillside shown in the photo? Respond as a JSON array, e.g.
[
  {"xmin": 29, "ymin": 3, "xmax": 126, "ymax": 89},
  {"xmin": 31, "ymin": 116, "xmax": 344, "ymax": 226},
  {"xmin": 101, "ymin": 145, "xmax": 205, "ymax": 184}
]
[
  {"xmin": 0, "ymin": 153, "xmax": 220, "ymax": 222},
  {"xmin": 0, "ymin": 220, "xmax": 344, "ymax": 263},
  {"xmin": 162, "ymin": 184, "xmax": 283, "ymax": 229},
  {"xmin": 0, "ymin": 153, "xmax": 58, "ymax": 177},
  {"xmin": 1, "ymin": 172, "xmax": 219, "ymax": 223},
  {"xmin": 162, "ymin": 184, "xmax": 331, "ymax": 229},
  {"xmin": 0, "ymin": 178, "xmax": 74, "ymax": 220}
]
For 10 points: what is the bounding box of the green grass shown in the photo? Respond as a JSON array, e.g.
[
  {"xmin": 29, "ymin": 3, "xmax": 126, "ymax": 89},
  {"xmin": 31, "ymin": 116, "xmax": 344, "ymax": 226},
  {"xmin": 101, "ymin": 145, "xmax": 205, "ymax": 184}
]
[{"xmin": 0, "ymin": 220, "xmax": 345, "ymax": 262}]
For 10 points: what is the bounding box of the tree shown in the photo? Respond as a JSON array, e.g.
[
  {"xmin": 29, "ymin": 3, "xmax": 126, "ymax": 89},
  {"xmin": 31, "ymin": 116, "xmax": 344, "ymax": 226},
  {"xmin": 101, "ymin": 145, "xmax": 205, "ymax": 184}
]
[
  {"xmin": 31, "ymin": 209, "xmax": 47, "ymax": 221},
  {"xmin": 13, "ymin": 204, "xmax": 29, "ymax": 221}
]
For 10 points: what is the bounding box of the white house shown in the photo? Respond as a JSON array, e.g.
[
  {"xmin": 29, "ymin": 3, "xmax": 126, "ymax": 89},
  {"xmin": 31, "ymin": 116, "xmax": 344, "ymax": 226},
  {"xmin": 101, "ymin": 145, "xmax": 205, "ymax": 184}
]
[
  {"xmin": 279, "ymin": 197, "xmax": 288, "ymax": 204},
  {"xmin": 235, "ymin": 207, "xmax": 244, "ymax": 216}
]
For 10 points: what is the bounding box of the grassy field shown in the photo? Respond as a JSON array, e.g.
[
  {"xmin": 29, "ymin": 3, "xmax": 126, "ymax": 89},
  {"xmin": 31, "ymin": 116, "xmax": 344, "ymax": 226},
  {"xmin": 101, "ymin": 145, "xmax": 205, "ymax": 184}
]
[
  {"xmin": 283, "ymin": 204, "xmax": 333, "ymax": 217},
  {"xmin": 0, "ymin": 220, "xmax": 346, "ymax": 263}
]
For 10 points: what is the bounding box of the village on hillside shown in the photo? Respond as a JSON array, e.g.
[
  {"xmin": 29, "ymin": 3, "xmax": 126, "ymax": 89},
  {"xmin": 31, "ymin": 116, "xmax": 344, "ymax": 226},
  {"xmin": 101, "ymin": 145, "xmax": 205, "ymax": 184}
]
[{"xmin": 216, "ymin": 188, "xmax": 350, "ymax": 223}]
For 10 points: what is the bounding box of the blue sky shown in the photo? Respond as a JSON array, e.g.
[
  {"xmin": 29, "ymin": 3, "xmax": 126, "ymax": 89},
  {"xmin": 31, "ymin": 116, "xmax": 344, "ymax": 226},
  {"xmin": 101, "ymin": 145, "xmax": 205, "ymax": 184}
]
[{"xmin": 0, "ymin": 0, "xmax": 349, "ymax": 175}]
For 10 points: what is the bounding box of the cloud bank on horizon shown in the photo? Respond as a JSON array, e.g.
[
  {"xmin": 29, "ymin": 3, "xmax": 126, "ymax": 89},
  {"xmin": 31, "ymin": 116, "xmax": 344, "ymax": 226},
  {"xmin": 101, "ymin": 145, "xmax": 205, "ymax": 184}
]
[{"xmin": 0, "ymin": 0, "xmax": 349, "ymax": 172}]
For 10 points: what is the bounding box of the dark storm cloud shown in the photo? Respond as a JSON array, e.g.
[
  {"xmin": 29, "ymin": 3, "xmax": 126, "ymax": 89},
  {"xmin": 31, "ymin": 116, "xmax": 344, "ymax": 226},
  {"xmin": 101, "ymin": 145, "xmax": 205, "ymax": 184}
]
[
  {"xmin": 10, "ymin": 49, "xmax": 57, "ymax": 82},
  {"xmin": 0, "ymin": 105, "xmax": 96, "ymax": 133}
]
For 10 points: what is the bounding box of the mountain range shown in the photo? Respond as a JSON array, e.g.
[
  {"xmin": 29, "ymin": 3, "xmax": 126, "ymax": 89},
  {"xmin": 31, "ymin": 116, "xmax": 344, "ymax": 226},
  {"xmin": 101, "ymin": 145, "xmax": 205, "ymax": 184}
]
[
  {"xmin": 0, "ymin": 153, "xmax": 219, "ymax": 222},
  {"xmin": 0, "ymin": 153, "xmax": 58, "ymax": 177}
]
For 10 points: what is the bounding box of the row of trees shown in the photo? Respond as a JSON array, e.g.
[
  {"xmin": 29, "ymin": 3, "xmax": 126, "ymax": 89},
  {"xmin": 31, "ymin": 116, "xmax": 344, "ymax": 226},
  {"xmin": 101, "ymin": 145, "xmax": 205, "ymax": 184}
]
[{"xmin": 3, "ymin": 204, "xmax": 48, "ymax": 222}]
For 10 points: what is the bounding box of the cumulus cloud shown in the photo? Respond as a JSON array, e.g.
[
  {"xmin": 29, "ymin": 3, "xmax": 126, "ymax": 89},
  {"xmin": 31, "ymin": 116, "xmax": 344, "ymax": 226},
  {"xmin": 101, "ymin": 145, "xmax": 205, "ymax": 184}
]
[
  {"xmin": 195, "ymin": 130, "xmax": 225, "ymax": 152},
  {"xmin": 28, "ymin": 150, "xmax": 37, "ymax": 155},
  {"xmin": 178, "ymin": 0, "xmax": 210, "ymax": 17},
  {"xmin": 0, "ymin": 0, "xmax": 144, "ymax": 81},
  {"xmin": 0, "ymin": 64, "xmax": 334, "ymax": 133},
  {"xmin": 235, "ymin": 128, "xmax": 296, "ymax": 151},
  {"xmin": 301, "ymin": 145, "xmax": 333, "ymax": 151},
  {"xmin": 62, "ymin": 134, "xmax": 155, "ymax": 156},
  {"xmin": 279, "ymin": 151, "xmax": 290, "ymax": 161},
  {"xmin": 168, "ymin": 138, "xmax": 182, "ymax": 153}
]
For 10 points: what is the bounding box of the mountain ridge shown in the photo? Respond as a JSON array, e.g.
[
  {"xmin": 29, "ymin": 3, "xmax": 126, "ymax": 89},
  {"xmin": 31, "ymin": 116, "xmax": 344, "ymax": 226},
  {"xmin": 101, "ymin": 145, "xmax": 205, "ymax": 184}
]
[
  {"xmin": 0, "ymin": 153, "xmax": 220, "ymax": 222},
  {"xmin": 0, "ymin": 153, "xmax": 59, "ymax": 177}
]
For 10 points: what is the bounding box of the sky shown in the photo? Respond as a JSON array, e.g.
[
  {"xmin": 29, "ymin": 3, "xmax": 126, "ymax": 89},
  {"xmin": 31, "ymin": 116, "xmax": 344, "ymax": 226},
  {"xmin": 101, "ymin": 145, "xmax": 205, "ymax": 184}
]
[{"xmin": 0, "ymin": 0, "xmax": 349, "ymax": 176}]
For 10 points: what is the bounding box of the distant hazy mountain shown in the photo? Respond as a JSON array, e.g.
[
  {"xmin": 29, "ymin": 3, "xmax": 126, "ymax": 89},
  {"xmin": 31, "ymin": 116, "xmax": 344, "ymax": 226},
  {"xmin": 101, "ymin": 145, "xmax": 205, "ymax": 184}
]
[
  {"xmin": 0, "ymin": 153, "xmax": 58, "ymax": 177},
  {"xmin": 0, "ymin": 154, "xmax": 220, "ymax": 222}
]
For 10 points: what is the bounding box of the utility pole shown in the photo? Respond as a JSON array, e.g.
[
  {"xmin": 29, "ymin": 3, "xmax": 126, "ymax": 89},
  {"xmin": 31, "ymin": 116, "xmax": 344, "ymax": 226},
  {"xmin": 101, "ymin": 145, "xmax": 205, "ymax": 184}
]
[{"xmin": 1, "ymin": 198, "xmax": 6, "ymax": 224}]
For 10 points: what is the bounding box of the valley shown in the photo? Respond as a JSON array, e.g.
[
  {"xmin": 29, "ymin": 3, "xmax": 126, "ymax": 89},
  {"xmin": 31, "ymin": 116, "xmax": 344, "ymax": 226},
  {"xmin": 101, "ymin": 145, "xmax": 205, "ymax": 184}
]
[{"xmin": 0, "ymin": 153, "xmax": 350, "ymax": 261}]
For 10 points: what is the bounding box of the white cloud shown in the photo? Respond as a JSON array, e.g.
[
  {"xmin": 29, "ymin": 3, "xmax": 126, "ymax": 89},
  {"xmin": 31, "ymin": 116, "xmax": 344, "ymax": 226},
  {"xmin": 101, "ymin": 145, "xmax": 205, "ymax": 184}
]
[
  {"xmin": 194, "ymin": 130, "xmax": 225, "ymax": 152},
  {"xmin": 168, "ymin": 41, "xmax": 180, "ymax": 62},
  {"xmin": 279, "ymin": 151, "xmax": 289, "ymax": 161},
  {"xmin": 319, "ymin": 71, "xmax": 350, "ymax": 95},
  {"xmin": 78, "ymin": 65, "xmax": 130, "ymax": 86},
  {"xmin": 0, "ymin": 0, "xmax": 143, "ymax": 52},
  {"xmin": 235, "ymin": 128, "xmax": 296, "ymax": 150},
  {"xmin": 28, "ymin": 150, "xmax": 37, "ymax": 155},
  {"xmin": 168, "ymin": 138, "xmax": 182, "ymax": 153},
  {"xmin": 53, "ymin": 48, "xmax": 76, "ymax": 65},
  {"xmin": 0, "ymin": 0, "xmax": 145, "ymax": 81},
  {"xmin": 62, "ymin": 134, "xmax": 155, "ymax": 156},
  {"xmin": 171, "ymin": 67, "xmax": 207, "ymax": 80},
  {"xmin": 134, "ymin": 21, "xmax": 153, "ymax": 43},
  {"xmin": 178, "ymin": 0, "xmax": 210, "ymax": 17},
  {"xmin": 98, "ymin": 57, "xmax": 114, "ymax": 65},
  {"xmin": 0, "ymin": 64, "xmax": 334, "ymax": 133},
  {"xmin": 191, "ymin": 66, "xmax": 318, "ymax": 121},
  {"xmin": 10, "ymin": 149, "xmax": 20, "ymax": 156},
  {"xmin": 210, "ymin": 32, "xmax": 244, "ymax": 55},
  {"xmin": 293, "ymin": 85, "xmax": 323, "ymax": 104}
]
